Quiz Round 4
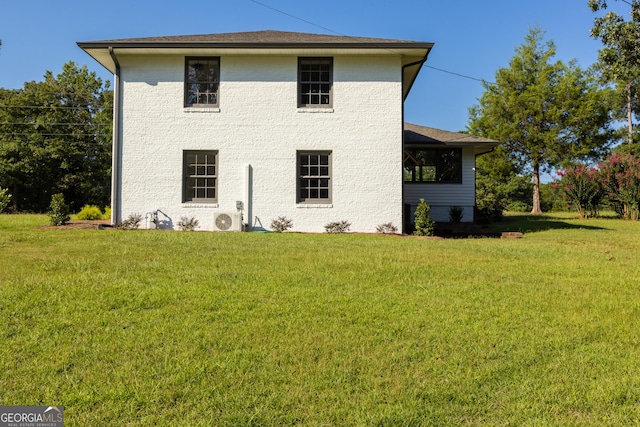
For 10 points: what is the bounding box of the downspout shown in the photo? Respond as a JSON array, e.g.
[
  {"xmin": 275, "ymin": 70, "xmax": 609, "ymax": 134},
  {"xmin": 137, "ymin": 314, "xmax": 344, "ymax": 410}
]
[
  {"xmin": 109, "ymin": 47, "xmax": 122, "ymax": 225},
  {"xmin": 401, "ymin": 55, "xmax": 430, "ymax": 234}
]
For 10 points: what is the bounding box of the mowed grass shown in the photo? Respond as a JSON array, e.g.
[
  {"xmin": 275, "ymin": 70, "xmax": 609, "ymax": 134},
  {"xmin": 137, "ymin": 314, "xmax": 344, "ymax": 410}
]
[{"xmin": 1, "ymin": 214, "xmax": 640, "ymax": 426}]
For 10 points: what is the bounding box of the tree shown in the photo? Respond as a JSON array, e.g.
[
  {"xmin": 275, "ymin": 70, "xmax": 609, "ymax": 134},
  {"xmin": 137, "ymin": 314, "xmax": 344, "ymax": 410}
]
[
  {"xmin": 589, "ymin": 0, "xmax": 640, "ymax": 145},
  {"xmin": 468, "ymin": 27, "xmax": 613, "ymax": 214},
  {"xmin": 475, "ymin": 145, "xmax": 533, "ymax": 220},
  {"xmin": 0, "ymin": 62, "xmax": 112, "ymax": 211}
]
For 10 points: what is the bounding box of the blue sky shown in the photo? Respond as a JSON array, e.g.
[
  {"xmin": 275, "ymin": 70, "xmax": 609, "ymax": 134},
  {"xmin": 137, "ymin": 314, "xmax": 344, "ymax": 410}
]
[{"xmin": 0, "ymin": 0, "xmax": 630, "ymax": 133}]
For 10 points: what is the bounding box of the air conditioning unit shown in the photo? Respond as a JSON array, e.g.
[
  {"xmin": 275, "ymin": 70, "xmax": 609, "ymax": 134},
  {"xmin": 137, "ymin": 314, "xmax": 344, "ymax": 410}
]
[{"xmin": 213, "ymin": 212, "xmax": 243, "ymax": 232}]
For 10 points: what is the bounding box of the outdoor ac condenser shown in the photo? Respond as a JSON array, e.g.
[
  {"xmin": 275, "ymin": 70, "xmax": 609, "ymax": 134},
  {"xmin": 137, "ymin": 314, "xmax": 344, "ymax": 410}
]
[{"xmin": 213, "ymin": 212, "xmax": 243, "ymax": 232}]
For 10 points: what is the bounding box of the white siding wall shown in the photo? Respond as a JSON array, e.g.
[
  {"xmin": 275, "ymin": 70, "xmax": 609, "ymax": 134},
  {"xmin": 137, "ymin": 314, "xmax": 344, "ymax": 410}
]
[
  {"xmin": 403, "ymin": 148, "xmax": 477, "ymax": 222},
  {"xmin": 116, "ymin": 54, "xmax": 404, "ymax": 232}
]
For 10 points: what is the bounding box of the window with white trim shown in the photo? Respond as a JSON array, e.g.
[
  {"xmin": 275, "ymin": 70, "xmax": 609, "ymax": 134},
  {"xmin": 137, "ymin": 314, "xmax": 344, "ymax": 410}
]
[
  {"xmin": 298, "ymin": 57, "xmax": 333, "ymax": 108},
  {"xmin": 298, "ymin": 151, "xmax": 331, "ymax": 203},
  {"xmin": 185, "ymin": 57, "xmax": 220, "ymax": 107},
  {"xmin": 184, "ymin": 151, "xmax": 218, "ymax": 203}
]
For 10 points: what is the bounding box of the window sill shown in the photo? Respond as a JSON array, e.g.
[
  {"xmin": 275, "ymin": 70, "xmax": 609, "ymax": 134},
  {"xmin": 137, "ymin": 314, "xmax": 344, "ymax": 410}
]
[
  {"xmin": 297, "ymin": 203, "xmax": 333, "ymax": 208},
  {"xmin": 297, "ymin": 108, "xmax": 334, "ymax": 113},
  {"xmin": 184, "ymin": 107, "xmax": 220, "ymax": 113},
  {"xmin": 182, "ymin": 203, "xmax": 219, "ymax": 208}
]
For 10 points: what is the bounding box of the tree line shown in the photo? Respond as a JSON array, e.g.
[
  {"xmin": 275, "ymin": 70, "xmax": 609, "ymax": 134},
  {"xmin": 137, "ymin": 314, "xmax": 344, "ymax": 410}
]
[
  {"xmin": 470, "ymin": 0, "xmax": 640, "ymax": 219},
  {"xmin": 0, "ymin": 62, "xmax": 112, "ymax": 212}
]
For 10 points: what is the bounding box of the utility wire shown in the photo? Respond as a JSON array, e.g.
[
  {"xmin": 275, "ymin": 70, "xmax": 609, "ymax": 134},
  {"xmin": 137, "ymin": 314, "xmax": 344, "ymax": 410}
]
[
  {"xmin": 424, "ymin": 65, "xmax": 494, "ymax": 85},
  {"xmin": 0, "ymin": 122, "xmax": 110, "ymax": 126},
  {"xmin": 0, "ymin": 105, "xmax": 112, "ymax": 110},
  {"xmin": 247, "ymin": 0, "xmax": 491, "ymax": 86},
  {"xmin": 248, "ymin": 0, "xmax": 343, "ymax": 36}
]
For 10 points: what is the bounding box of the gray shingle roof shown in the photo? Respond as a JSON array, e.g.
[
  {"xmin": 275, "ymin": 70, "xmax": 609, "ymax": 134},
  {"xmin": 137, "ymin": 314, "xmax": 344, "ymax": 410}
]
[
  {"xmin": 78, "ymin": 30, "xmax": 433, "ymax": 48},
  {"xmin": 404, "ymin": 123, "xmax": 499, "ymax": 147}
]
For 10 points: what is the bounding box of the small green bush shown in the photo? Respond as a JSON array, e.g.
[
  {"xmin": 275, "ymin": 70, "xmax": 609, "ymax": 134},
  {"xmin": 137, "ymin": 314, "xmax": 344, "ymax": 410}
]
[
  {"xmin": 177, "ymin": 216, "xmax": 199, "ymax": 231},
  {"xmin": 103, "ymin": 206, "xmax": 112, "ymax": 220},
  {"xmin": 0, "ymin": 188, "xmax": 11, "ymax": 213},
  {"xmin": 48, "ymin": 193, "xmax": 71, "ymax": 226},
  {"xmin": 271, "ymin": 216, "xmax": 293, "ymax": 233},
  {"xmin": 413, "ymin": 199, "xmax": 435, "ymax": 236},
  {"xmin": 76, "ymin": 205, "xmax": 103, "ymax": 220},
  {"xmin": 325, "ymin": 220, "xmax": 351, "ymax": 234}
]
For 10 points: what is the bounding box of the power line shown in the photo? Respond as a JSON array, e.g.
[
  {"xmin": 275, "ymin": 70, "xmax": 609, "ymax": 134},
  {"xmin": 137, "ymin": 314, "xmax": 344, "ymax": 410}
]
[
  {"xmin": 0, "ymin": 122, "xmax": 110, "ymax": 126},
  {"xmin": 424, "ymin": 65, "xmax": 494, "ymax": 85},
  {"xmin": 0, "ymin": 105, "xmax": 112, "ymax": 110},
  {"xmin": 247, "ymin": 0, "xmax": 490, "ymax": 86},
  {"xmin": 248, "ymin": 0, "xmax": 343, "ymax": 36}
]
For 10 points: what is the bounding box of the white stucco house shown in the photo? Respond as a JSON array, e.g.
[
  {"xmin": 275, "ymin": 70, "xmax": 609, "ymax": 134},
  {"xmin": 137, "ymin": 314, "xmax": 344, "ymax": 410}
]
[{"xmin": 78, "ymin": 30, "xmax": 497, "ymax": 233}]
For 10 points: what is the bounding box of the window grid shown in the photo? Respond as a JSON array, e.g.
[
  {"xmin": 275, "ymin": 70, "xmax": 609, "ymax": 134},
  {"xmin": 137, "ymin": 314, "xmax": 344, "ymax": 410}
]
[
  {"xmin": 299, "ymin": 58, "xmax": 332, "ymax": 107},
  {"xmin": 298, "ymin": 152, "xmax": 331, "ymax": 203},
  {"xmin": 403, "ymin": 148, "xmax": 462, "ymax": 183},
  {"xmin": 185, "ymin": 57, "xmax": 220, "ymax": 107},
  {"xmin": 184, "ymin": 151, "xmax": 217, "ymax": 202}
]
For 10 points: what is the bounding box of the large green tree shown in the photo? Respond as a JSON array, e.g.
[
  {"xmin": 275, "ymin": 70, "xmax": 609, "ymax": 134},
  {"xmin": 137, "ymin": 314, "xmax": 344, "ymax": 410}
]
[
  {"xmin": 468, "ymin": 28, "xmax": 613, "ymax": 214},
  {"xmin": 589, "ymin": 0, "xmax": 640, "ymax": 147},
  {"xmin": 0, "ymin": 62, "xmax": 112, "ymax": 212}
]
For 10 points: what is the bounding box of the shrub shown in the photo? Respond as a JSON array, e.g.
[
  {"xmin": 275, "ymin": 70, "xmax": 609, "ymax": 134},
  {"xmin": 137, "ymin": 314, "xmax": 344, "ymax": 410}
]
[
  {"xmin": 448, "ymin": 206, "xmax": 463, "ymax": 223},
  {"xmin": 555, "ymin": 165, "xmax": 602, "ymax": 219},
  {"xmin": 0, "ymin": 188, "xmax": 11, "ymax": 213},
  {"xmin": 118, "ymin": 213, "xmax": 142, "ymax": 230},
  {"xmin": 413, "ymin": 198, "xmax": 435, "ymax": 236},
  {"xmin": 48, "ymin": 193, "xmax": 71, "ymax": 226},
  {"xmin": 375, "ymin": 222, "xmax": 398, "ymax": 234},
  {"xmin": 598, "ymin": 153, "xmax": 640, "ymax": 220},
  {"xmin": 271, "ymin": 216, "xmax": 293, "ymax": 233},
  {"xmin": 76, "ymin": 205, "xmax": 104, "ymax": 220},
  {"xmin": 325, "ymin": 220, "xmax": 351, "ymax": 234},
  {"xmin": 103, "ymin": 206, "xmax": 112, "ymax": 220},
  {"xmin": 177, "ymin": 216, "xmax": 199, "ymax": 231}
]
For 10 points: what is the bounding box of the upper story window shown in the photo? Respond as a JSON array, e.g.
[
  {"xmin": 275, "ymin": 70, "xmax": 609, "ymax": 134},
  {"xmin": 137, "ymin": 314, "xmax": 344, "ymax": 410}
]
[
  {"xmin": 185, "ymin": 57, "xmax": 220, "ymax": 107},
  {"xmin": 404, "ymin": 148, "xmax": 462, "ymax": 183},
  {"xmin": 298, "ymin": 57, "xmax": 332, "ymax": 108}
]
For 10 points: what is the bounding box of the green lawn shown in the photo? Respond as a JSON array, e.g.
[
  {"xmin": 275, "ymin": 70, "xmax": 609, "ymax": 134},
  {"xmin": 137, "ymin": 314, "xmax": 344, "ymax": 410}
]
[{"xmin": 1, "ymin": 214, "xmax": 640, "ymax": 426}]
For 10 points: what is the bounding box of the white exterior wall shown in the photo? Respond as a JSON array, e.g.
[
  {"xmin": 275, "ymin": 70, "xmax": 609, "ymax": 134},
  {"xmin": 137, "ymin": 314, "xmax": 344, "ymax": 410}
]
[
  {"xmin": 403, "ymin": 148, "xmax": 477, "ymax": 222},
  {"xmin": 116, "ymin": 54, "xmax": 404, "ymax": 232}
]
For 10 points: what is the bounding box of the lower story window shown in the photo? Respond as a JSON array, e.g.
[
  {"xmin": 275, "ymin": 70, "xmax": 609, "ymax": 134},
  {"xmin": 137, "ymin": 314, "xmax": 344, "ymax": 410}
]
[
  {"xmin": 298, "ymin": 151, "xmax": 331, "ymax": 203},
  {"xmin": 404, "ymin": 148, "xmax": 462, "ymax": 183},
  {"xmin": 184, "ymin": 150, "xmax": 218, "ymax": 202}
]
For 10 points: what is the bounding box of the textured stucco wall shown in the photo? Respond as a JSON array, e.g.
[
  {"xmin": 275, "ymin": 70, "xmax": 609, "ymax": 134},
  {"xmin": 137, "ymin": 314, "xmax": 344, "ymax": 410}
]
[{"xmin": 116, "ymin": 54, "xmax": 404, "ymax": 232}]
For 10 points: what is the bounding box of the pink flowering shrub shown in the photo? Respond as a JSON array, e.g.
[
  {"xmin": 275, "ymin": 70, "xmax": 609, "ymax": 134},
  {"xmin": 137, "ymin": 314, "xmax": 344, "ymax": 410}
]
[
  {"xmin": 554, "ymin": 165, "xmax": 602, "ymax": 219},
  {"xmin": 598, "ymin": 154, "xmax": 640, "ymax": 220}
]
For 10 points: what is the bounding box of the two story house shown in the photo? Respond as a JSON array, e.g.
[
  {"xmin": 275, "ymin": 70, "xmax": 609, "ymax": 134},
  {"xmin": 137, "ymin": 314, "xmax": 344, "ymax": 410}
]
[{"xmin": 78, "ymin": 30, "xmax": 497, "ymax": 233}]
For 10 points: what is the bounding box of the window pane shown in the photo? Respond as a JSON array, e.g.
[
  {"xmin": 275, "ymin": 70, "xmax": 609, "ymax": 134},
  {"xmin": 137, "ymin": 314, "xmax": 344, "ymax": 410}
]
[
  {"xmin": 184, "ymin": 151, "xmax": 217, "ymax": 202},
  {"xmin": 423, "ymin": 166, "xmax": 436, "ymax": 182},
  {"xmin": 320, "ymin": 189, "xmax": 329, "ymax": 198},
  {"xmin": 186, "ymin": 58, "xmax": 219, "ymax": 106}
]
